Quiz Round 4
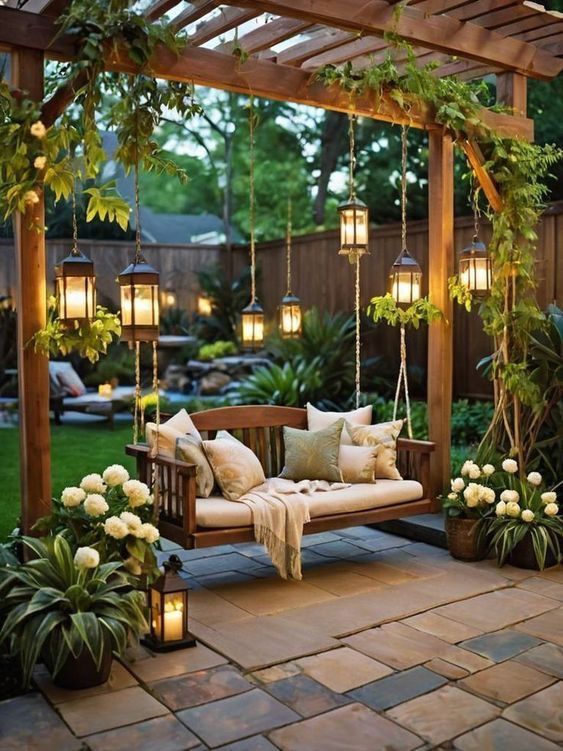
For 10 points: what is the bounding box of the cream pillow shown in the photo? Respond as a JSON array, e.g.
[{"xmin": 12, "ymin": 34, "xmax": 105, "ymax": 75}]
[
  {"xmin": 146, "ymin": 409, "xmax": 201, "ymax": 458},
  {"xmin": 176, "ymin": 435, "xmax": 215, "ymax": 498},
  {"xmin": 339, "ymin": 445, "xmax": 379, "ymax": 484},
  {"xmin": 307, "ymin": 402, "xmax": 372, "ymax": 445},
  {"xmin": 203, "ymin": 431, "xmax": 266, "ymax": 501},
  {"xmin": 347, "ymin": 419, "xmax": 404, "ymax": 480}
]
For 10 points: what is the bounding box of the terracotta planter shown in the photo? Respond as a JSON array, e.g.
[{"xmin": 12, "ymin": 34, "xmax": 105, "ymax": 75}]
[
  {"xmin": 47, "ymin": 643, "xmax": 113, "ymax": 690},
  {"xmin": 508, "ymin": 531, "xmax": 559, "ymax": 571},
  {"xmin": 446, "ymin": 516, "xmax": 487, "ymax": 562}
]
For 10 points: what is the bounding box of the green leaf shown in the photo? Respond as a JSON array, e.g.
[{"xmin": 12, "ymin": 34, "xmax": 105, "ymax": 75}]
[{"xmin": 70, "ymin": 612, "xmax": 104, "ymax": 669}]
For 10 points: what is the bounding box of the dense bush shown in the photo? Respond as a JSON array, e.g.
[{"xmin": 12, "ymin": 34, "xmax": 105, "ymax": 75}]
[{"xmin": 198, "ymin": 340, "xmax": 237, "ymax": 361}]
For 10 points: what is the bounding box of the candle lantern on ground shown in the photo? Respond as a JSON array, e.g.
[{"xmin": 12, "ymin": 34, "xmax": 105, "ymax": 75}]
[{"xmin": 143, "ymin": 555, "xmax": 196, "ymax": 651}]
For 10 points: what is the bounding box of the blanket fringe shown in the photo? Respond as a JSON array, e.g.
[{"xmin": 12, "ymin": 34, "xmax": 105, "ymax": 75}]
[{"xmin": 254, "ymin": 524, "xmax": 302, "ymax": 580}]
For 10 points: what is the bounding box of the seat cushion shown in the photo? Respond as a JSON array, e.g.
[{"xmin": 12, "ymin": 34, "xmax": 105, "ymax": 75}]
[{"xmin": 195, "ymin": 479, "xmax": 424, "ymax": 528}]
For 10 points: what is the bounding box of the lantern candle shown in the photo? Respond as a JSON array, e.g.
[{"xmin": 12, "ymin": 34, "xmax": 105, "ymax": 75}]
[
  {"xmin": 197, "ymin": 293, "xmax": 212, "ymax": 317},
  {"xmin": 98, "ymin": 383, "xmax": 112, "ymax": 398},
  {"xmin": 163, "ymin": 599, "xmax": 184, "ymax": 641}
]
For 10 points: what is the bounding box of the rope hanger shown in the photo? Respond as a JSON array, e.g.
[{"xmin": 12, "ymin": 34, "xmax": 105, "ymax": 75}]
[{"xmin": 347, "ymin": 113, "xmax": 363, "ymax": 410}]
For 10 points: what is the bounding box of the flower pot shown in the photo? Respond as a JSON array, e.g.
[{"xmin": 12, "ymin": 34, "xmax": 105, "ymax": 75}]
[
  {"xmin": 508, "ymin": 532, "xmax": 559, "ymax": 571},
  {"xmin": 48, "ymin": 643, "xmax": 113, "ymax": 690},
  {"xmin": 446, "ymin": 517, "xmax": 487, "ymax": 562}
]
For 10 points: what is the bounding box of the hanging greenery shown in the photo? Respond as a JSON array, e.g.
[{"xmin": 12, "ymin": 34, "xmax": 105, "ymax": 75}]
[
  {"xmin": 367, "ymin": 295, "xmax": 443, "ymax": 329},
  {"xmin": 317, "ymin": 42, "xmax": 562, "ymax": 474}
]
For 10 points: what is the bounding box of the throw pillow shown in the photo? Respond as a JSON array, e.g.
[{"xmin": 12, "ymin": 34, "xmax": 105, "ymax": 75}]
[
  {"xmin": 203, "ymin": 431, "xmax": 266, "ymax": 501},
  {"xmin": 339, "ymin": 445, "xmax": 379, "ymax": 484},
  {"xmin": 280, "ymin": 419, "xmax": 344, "ymax": 482},
  {"xmin": 306, "ymin": 402, "xmax": 372, "ymax": 445},
  {"xmin": 347, "ymin": 419, "xmax": 404, "ymax": 480},
  {"xmin": 146, "ymin": 408, "xmax": 201, "ymax": 458},
  {"xmin": 176, "ymin": 434, "xmax": 215, "ymax": 498},
  {"xmin": 49, "ymin": 361, "xmax": 87, "ymax": 397}
]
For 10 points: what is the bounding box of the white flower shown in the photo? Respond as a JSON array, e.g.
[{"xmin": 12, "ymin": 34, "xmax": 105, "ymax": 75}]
[
  {"xmin": 461, "ymin": 460, "xmax": 476, "ymax": 477},
  {"xmin": 521, "ymin": 509, "xmax": 535, "ymax": 523},
  {"xmin": 451, "ymin": 477, "xmax": 465, "ymax": 493},
  {"xmin": 136, "ymin": 523, "xmax": 160, "ymax": 544},
  {"xmin": 544, "ymin": 503, "xmax": 559, "ymax": 517},
  {"xmin": 74, "ymin": 546, "xmax": 99, "ymax": 569},
  {"xmin": 119, "ymin": 511, "xmax": 142, "ymax": 532},
  {"xmin": 33, "ymin": 155, "xmax": 46, "ymax": 170},
  {"xmin": 482, "ymin": 464, "xmax": 495, "ymax": 476},
  {"xmin": 495, "ymin": 501, "xmax": 507, "ymax": 517},
  {"xmin": 61, "ymin": 486, "xmax": 85, "ymax": 508},
  {"xmin": 103, "ymin": 464, "xmax": 130, "ymax": 487},
  {"xmin": 122, "ymin": 479, "xmax": 151, "ymax": 508},
  {"xmin": 541, "ymin": 492, "xmax": 557, "ymax": 505},
  {"xmin": 500, "ymin": 489, "xmax": 519, "ymax": 504},
  {"xmin": 482, "ymin": 487, "xmax": 496, "ymax": 504},
  {"xmin": 463, "ymin": 483, "xmax": 480, "ymax": 508},
  {"xmin": 83, "ymin": 493, "xmax": 109, "ymax": 517},
  {"xmin": 502, "ymin": 458, "xmax": 518, "ymax": 474},
  {"xmin": 24, "ymin": 190, "xmax": 39, "ymax": 205},
  {"xmin": 80, "ymin": 473, "xmax": 106, "ymax": 494},
  {"xmin": 506, "ymin": 501, "xmax": 521, "ymax": 518},
  {"xmin": 447, "ymin": 492, "xmax": 458, "ymax": 500},
  {"xmin": 468, "ymin": 464, "xmax": 481, "ymax": 480},
  {"xmin": 30, "ymin": 120, "xmax": 47, "ymax": 138},
  {"xmin": 123, "ymin": 557, "xmax": 142, "ymax": 576},
  {"xmin": 527, "ymin": 472, "xmax": 542, "ymax": 487},
  {"xmin": 103, "ymin": 516, "xmax": 129, "ymax": 539}
]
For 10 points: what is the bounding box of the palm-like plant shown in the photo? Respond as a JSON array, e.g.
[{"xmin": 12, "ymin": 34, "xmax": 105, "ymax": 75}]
[
  {"xmin": 0, "ymin": 536, "xmax": 147, "ymax": 688},
  {"xmin": 234, "ymin": 359, "xmax": 322, "ymax": 407},
  {"xmin": 194, "ymin": 264, "xmax": 254, "ymax": 344}
]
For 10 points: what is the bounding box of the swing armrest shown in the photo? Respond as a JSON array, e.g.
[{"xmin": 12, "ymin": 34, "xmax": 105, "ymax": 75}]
[{"xmin": 396, "ymin": 439, "xmax": 435, "ymax": 499}]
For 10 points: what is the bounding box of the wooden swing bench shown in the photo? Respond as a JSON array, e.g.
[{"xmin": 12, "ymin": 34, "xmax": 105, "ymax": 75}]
[{"xmin": 126, "ymin": 405, "xmax": 436, "ymax": 550}]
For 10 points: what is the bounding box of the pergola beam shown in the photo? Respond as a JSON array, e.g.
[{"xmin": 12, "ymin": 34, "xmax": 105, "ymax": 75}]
[
  {"xmin": 460, "ymin": 140, "xmax": 504, "ymax": 214},
  {"xmin": 187, "ymin": 7, "xmax": 260, "ymax": 46},
  {"xmin": 215, "ymin": 17, "xmax": 312, "ymax": 54}
]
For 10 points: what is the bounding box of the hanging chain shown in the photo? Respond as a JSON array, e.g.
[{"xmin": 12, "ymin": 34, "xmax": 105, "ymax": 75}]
[
  {"xmin": 401, "ymin": 124, "xmax": 408, "ymax": 250},
  {"xmin": 71, "ymin": 178, "xmax": 79, "ymax": 256},
  {"xmin": 355, "ymin": 255, "xmax": 361, "ymax": 409},
  {"xmin": 286, "ymin": 195, "xmax": 292, "ymax": 295},
  {"xmin": 348, "ymin": 113, "xmax": 357, "ymax": 201},
  {"xmin": 249, "ymin": 95, "xmax": 256, "ymax": 303}
]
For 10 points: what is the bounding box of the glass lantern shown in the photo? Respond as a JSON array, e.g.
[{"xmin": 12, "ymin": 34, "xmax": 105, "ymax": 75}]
[
  {"xmin": 55, "ymin": 250, "xmax": 96, "ymax": 324},
  {"xmin": 143, "ymin": 555, "xmax": 196, "ymax": 652},
  {"xmin": 118, "ymin": 260, "xmax": 160, "ymax": 343},
  {"xmin": 197, "ymin": 292, "xmax": 212, "ymax": 317},
  {"xmin": 337, "ymin": 198, "xmax": 369, "ymax": 258},
  {"xmin": 459, "ymin": 237, "xmax": 492, "ymax": 295},
  {"xmin": 278, "ymin": 293, "xmax": 302, "ymax": 339},
  {"xmin": 389, "ymin": 249, "xmax": 422, "ymax": 306},
  {"xmin": 241, "ymin": 299, "xmax": 264, "ymax": 351}
]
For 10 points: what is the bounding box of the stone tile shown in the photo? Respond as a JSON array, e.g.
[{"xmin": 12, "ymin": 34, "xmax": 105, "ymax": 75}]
[
  {"xmin": 0, "ymin": 693, "xmax": 82, "ymax": 751},
  {"xmin": 294, "ymin": 647, "xmax": 393, "ymax": 692},
  {"xmin": 347, "ymin": 560, "xmax": 419, "ymax": 585},
  {"xmin": 250, "ymin": 663, "xmax": 301, "ymax": 684},
  {"xmin": 517, "ymin": 577, "xmax": 563, "ymax": 601},
  {"xmin": 404, "ymin": 542, "xmax": 449, "ymax": 557},
  {"xmin": 269, "ymin": 702, "xmax": 421, "ymax": 751},
  {"xmin": 459, "ymin": 660, "xmax": 555, "ymax": 704},
  {"xmin": 515, "ymin": 643, "xmax": 563, "ymax": 679},
  {"xmin": 537, "ymin": 566, "xmax": 563, "ymax": 584},
  {"xmin": 177, "ymin": 688, "xmax": 299, "ymax": 748},
  {"xmin": 307, "ymin": 540, "xmax": 370, "ymax": 559},
  {"xmin": 266, "ymin": 674, "xmax": 350, "ymax": 717},
  {"xmin": 184, "ymin": 553, "xmax": 264, "ymax": 577},
  {"xmin": 300, "ymin": 565, "xmax": 383, "ymax": 596},
  {"xmin": 337, "ymin": 526, "xmax": 388, "ymax": 540},
  {"xmin": 123, "ymin": 643, "xmax": 228, "ymax": 683},
  {"xmin": 453, "ymin": 718, "xmax": 560, "ymax": 751},
  {"xmin": 402, "ymin": 611, "xmax": 483, "ymax": 644},
  {"xmin": 85, "ymin": 714, "xmax": 201, "ymax": 751},
  {"xmin": 33, "ymin": 661, "xmax": 137, "ymax": 704},
  {"xmin": 435, "ymin": 589, "xmax": 558, "ymax": 632},
  {"xmin": 57, "ymin": 686, "xmax": 168, "ymax": 737},
  {"xmin": 188, "ymin": 589, "xmax": 253, "ymax": 625},
  {"xmin": 387, "ymin": 685, "xmax": 500, "ymax": 745},
  {"xmin": 150, "ymin": 666, "xmax": 253, "ymax": 710},
  {"xmin": 178, "ymin": 544, "xmax": 238, "ymax": 561},
  {"xmin": 300, "ymin": 532, "xmax": 342, "ymax": 547},
  {"xmin": 197, "ymin": 571, "xmax": 257, "ymax": 587},
  {"xmin": 209, "ymin": 577, "xmax": 334, "ymax": 616},
  {"xmin": 515, "ymin": 607, "xmax": 563, "ymax": 646},
  {"xmin": 217, "ymin": 737, "xmax": 278, "ymax": 751},
  {"xmin": 503, "ymin": 682, "xmax": 563, "ymax": 742},
  {"xmin": 348, "ymin": 666, "xmax": 447, "ymax": 710},
  {"xmin": 425, "ymin": 658, "xmax": 469, "ymax": 680},
  {"xmin": 459, "ymin": 629, "xmax": 542, "ymax": 662}
]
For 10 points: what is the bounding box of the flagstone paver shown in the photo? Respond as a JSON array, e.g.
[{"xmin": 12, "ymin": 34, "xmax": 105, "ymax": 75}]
[
  {"xmin": 33, "ymin": 661, "xmax": 137, "ymax": 704},
  {"xmin": 502, "ymin": 682, "xmax": 563, "ymax": 742},
  {"xmin": 348, "ymin": 666, "xmax": 447, "ymax": 710},
  {"xmin": 269, "ymin": 702, "xmax": 421, "ymax": 751},
  {"xmin": 458, "ymin": 629, "xmax": 542, "ymax": 662},
  {"xmin": 208, "ymin": 577, "xmax": 335, "ymax": 616},
  {"xmin": 459, "ymin": 659, "xmax": 556, "ymax": 704},
  {"xmin": 293, "ymin": 646, "xmax": 393, "ymax": 692},
  {"xmin": 184, "ymin": 553, "xmax": 266, "ymax": 577},
  {"xmin": 216, "ymin": 736, "xmax": 279, "ymax": 751},
  {"xmin": 188, "ymin": 589, "xmax": 254, "ymax": 625},
  {"xmin": 537, "ymin": 566, "xmax": 563, "ymax": 584},
  {"xmin": 453, "ymin": 718, "xmax": 560, "ymax": 751},
  {"xmin": 249, "ymin": 663, "xmax": 301, "ymax": 684},
  {"xmin": 124, "ymin": 642, "xmax": 228, "ymax": 683},
  {"xmin": 401, "ymin": 611, "xmax": 483, "ymax": 643},
  {"xmin": 265, "ymin": 674, "xmax": 351, "ymax": 717},
  {"xmin": 425, "ymin": 658, "xmax": 469, "ymax": 680},
  {"xmin": 176, "ymin": 688, "xmax": 299, "ymax": 748},
  {"xmin": 300, "ymin": 565, "xmax": 384, "ymax": 596},
  {"xmin": 0, "ymin": 693, "xmax": 82, "ymax": 751},
  {"xmin": 514, "ymin": 642, "xmax": 563, "ymax": 678},
  {"xmin": 514, "ymin": 607, "xmax": 563, "ymax": 645},
  {"xmin": 387, "ymin": 685, "xmax": 501, "ymax": 745},
  {"xmin": 517, "ymin": 576, "xmax": 563, "ymax": 601},
  {"xmin": 84, "ymin": 714, "xmax": 201, "ymax": 751},
  {"xmin": 150, "ymin": 666, "xmax": 253, "ymax": 710}
]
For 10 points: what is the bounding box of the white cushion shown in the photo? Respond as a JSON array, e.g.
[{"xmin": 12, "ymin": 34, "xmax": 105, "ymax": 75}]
[
  {"xmin": 49, "ymin": 361, "xmax": 86, "ymax": 396},
  {"xmin": 307, "ymin": 402, "xmax": 372, "ymax": 445},
  {"xmin": 146, "ymin": 409, "xmax": 201, "ymax": 458},
  {"xmin": 195, "ymin": 479, "xmax": 424, "ymax": 528}
]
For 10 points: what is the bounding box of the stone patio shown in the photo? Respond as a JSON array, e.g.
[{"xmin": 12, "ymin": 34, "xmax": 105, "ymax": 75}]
[{"xmin": 1, "ymin": 525, "xmax": 561, "ymax": 750}]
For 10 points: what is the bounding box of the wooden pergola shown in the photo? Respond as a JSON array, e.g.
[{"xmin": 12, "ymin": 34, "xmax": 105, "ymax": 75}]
[{"xmin": 1, "ymin": 0, "xmax": 562, "ymax": 533}]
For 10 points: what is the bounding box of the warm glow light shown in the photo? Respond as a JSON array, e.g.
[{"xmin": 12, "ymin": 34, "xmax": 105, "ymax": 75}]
[
  {"xmin": 241, "ymin": 300, "xmax": 264, "ymax": 351},
  {"xmin": 459, "ymin": 239, "xmax": 491, "ymax": 295},
  {"xmin": 118, "ymin": 260, "xmax": 160, "ymax": 342},
  {"xmin": 161, "ymin": 288, "xmax": 178, "ymax": 309},
  {"xmin": 278, "ymin": 295, "xmax": 302, "ymax": 339},
  {"xmin": 163, "ymin": 598, "xmax": 184, "ymax": 641},
  {"xmin": 55, "ymin": 252, "xmax": 96, "ymax": 323},
  {"xmin": 121, "ymin": 285, "xmax": 158, "ymax": 327},
  {"xmin": 197, "ymin": 294, "xmax": 212, "ymax": 317},
  {"xmin": 338, "ymin": 199, "xmax": 369, "ymax": 257},
  {"xmin": 388, "ymin": 249, "xmax": 423, "ymax": 307},
  {"xmin": 98, "ymin": 383, "xmax": 112, "ymax": 397}
]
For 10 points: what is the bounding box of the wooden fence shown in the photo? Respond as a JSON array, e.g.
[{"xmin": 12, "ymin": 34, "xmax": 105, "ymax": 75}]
[{"xmin": 0, "ymin": 202, "xmax": 560, "ymax": 398}]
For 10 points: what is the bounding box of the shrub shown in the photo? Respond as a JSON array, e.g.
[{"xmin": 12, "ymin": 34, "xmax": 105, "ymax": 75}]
[{"xmin": 198, "ymin": 340, "xmax": 237, "ymax": 361}]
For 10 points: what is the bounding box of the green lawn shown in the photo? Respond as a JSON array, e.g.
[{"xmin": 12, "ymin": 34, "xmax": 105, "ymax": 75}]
[{"xmin": 0, "ymin": 423, "xmax": 136, "ymax": 541}]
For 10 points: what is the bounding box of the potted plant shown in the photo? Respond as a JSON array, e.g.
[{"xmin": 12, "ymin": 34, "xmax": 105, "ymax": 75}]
[
  {"xmin": 487, "ymin": 459, "xmax": 561, "ymax": 570},
  {"xmin": 442, "ymin": 459, "xmax": 497, "ymax": 560},
  {"xmin": 0, "ymin": 535, "xmax": 147, "ymax": 689}
]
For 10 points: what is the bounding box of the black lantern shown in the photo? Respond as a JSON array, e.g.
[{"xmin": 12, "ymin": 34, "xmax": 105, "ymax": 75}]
[
  {"xmin": 278, "ymin": 293, "xmax": 302, "ymax": 339},
  {"xmin": 338, "ymin": 197, "xmax": 369, "ymax": 258},
  {"xmin": 118, "ymin": 259, "xmax": 160, "ymax": 343},
  {"xmin": 389, "ymin": 248, "xmax": 422, "ymax": 306},
  {"xmin": 241, "ymin": 299, "xmax": 264, "ymax": 351},
  {"xmin": 55, "ymin": 249, "xmax": 96, "ymax": 324},
  {"xmin": 459, "ymin": 236, "xmax": 492, "ymax": 295},
  {"xmin": 142, "ymin": 555, "xmax": 196, "ymax": 652}
]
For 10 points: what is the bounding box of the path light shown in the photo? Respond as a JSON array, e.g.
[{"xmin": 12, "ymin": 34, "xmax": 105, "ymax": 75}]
[
  {"xmin": 118, "ymin": 258, "xmax": 159, "ymax": 343},
  {"xmin": 338, "ymin": 114, "xmax": 369, "ymax": 260},
  {"xmin": 389, "ymin": 248, "xmax": 422, "ymax": 306},
  {"xmin": 143, "ymin": 555, "xmax": 196, "ymax": 652},
  {"xmin": 55, "ymin": 248, "xmax": 96, "ymax": 323},
  {"xmin": 278, "ymin": 197, "xmax": 302, "ymax": 339}
]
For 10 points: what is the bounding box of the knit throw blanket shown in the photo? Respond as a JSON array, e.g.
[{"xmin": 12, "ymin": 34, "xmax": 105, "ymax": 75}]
[{"xmin": 236, "ymin": 478, "xmax": 350, "ymax": 580}]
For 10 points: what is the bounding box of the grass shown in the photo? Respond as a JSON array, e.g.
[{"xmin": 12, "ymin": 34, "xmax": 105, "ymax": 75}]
[{"xmin": 0, "ymin": 423, "xmax": 136, "ymax": 542}]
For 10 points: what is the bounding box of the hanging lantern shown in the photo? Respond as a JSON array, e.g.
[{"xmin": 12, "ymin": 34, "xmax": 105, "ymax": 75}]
[
  {"xmin": 338, "ymin": 114, "xmax": 369, "ymax": 259},
  {"xmin": 118, "ymin": 259, "xmax": 160, "ymax": 343},
  {"xmin": 241, "ymin": 299, "xmax": 264, "ymax": 351},
  {"xmin": 160, "ymin": 285, "xmax": 178, "ymax": 310},
  {"xmin": 459, "ymin": 237, "xmax": 492, "ymax": 295},
  {"xmin": 389, "ymin": 248, "xmax": 422, "ymax": 306},
  {"xmin": 197, "ymin": 292, "xmax": 212, "ymax": 317},
  {"xmin": 143, "ymin": 555, "xmax": 196, "ymax": 652},
  {"xmin": 55, "ymin": 249, "xmax": 96, "ymax": 323},
  {"xmin": 278, "ymin": 196, "xmax": 302, "ymax": 339}
]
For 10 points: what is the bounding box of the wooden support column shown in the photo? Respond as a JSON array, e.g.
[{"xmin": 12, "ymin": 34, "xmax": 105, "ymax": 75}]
[
  {"xmin": 496, "ymin": 72, "xmax": 527, "ymax": 116},
  {"xmin": 12, "ymin": 47, "xmax": 52, "ymax": 534},
  {"xmin": 427, "ymin": 130, "xmax": 454, "ymax": 504}
]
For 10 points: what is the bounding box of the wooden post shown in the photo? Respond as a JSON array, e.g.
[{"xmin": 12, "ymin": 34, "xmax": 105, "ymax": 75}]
[
  {"xmin": 496, "ymin": 72, "xmax": 527, "ymax": 116},
  {"xmin": 12, "ymin": 47, "xmax": 52, "ymax": 533},
  {"xmin": 427, "ymin": 130, "xmax": 454, "ymax": 504}
]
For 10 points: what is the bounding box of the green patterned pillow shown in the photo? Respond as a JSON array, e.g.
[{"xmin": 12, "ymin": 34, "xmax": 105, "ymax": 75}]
[{"xmin": 280, "ymin": 420, "xmax": 344, "ymax": 482}]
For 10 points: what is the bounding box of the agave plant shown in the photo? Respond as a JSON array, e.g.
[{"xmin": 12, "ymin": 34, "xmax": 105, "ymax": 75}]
[
  {"xmin": 234, "ymin": 358, "xmax": 322, "ymax": 407},
  {"xmin": 0, "ymin": 536, "xmax": 147, "ymax": 688}
]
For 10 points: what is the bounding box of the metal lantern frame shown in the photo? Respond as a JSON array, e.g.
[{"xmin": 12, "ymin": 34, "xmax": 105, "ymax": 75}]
[
  {"xmin": 337, "ymin": 197, "xmax": 369, "ymax": 258},
  {"xmin": 55, "ymin": 249, "xmax": 96, "ymax": 324},
  {"xmin": 459, "ymin": 237, "xmax": 492, "ymax": 296},
  {"xmin": 241, "ymin": 298, "xmax": 265, "ymax": 351},
  {"xmin": 389, "ymin": 247, "xmax": 423, "ymax": 307},
  {"xmin": 118, "ymin": 259, "xmax": 160, "ymax": 343},
  {"xmin": 278, "ymin": 196, "xmax": 302, "ymax": 339}
]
